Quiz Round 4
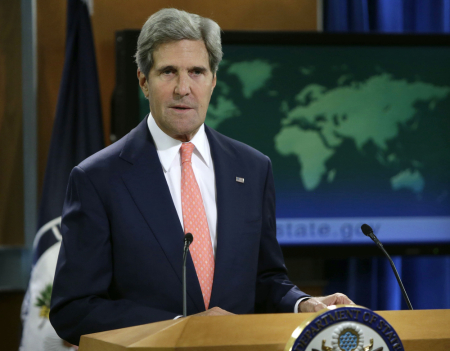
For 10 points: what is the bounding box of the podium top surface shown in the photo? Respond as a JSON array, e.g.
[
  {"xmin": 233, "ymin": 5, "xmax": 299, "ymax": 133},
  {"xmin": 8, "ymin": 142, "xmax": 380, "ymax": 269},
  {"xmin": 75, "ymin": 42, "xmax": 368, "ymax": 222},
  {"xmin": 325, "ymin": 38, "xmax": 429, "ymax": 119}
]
[{"xmin": 79, "ymin": 309, "xmax": 450, "ymax": 351}]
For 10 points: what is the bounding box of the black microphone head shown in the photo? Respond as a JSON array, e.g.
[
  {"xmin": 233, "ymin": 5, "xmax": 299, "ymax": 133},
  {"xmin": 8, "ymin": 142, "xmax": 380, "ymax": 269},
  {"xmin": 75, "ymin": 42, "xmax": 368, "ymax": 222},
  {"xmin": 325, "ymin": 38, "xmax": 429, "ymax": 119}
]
[
  {"xmin": 361, "ymin": 224, "xmax": 373, "ymax": 236},
  {"xmin": 184, "ymin": 233, "xmax": 194, "ymax": 244}
]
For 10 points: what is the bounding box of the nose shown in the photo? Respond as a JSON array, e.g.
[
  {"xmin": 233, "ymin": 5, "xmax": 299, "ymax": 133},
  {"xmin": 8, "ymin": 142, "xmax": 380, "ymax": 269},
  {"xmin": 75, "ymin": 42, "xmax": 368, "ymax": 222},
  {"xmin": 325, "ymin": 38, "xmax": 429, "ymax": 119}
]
[{"xmin": 174, "ymin": 72, "xmax": 190, "ymax": 97}]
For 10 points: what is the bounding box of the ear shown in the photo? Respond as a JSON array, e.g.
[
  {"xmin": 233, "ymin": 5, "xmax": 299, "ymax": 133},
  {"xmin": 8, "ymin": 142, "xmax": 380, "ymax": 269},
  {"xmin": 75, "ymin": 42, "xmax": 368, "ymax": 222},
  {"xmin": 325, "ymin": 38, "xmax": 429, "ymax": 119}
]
[
  {"xmin": 211, "ymin": 73, "xmax": 217, "ymax": 94},
  {"xmin": 137, "ymin": 69, "xmax": 149, "ymax": 98}
]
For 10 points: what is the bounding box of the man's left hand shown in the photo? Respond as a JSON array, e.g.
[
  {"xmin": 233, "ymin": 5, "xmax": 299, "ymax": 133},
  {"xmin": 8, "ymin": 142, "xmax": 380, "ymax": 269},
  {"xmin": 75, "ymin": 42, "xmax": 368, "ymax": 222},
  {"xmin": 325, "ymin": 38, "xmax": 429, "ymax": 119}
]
[{"xmin": 298, "ymin": 293, "xmax": 354, "ymax": 313}]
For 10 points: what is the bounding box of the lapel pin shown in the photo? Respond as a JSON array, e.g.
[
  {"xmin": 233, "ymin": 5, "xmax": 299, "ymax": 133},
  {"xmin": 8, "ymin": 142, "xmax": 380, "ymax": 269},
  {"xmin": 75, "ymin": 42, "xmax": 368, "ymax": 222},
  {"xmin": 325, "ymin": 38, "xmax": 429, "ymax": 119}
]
[{"xmin": 236, "ymin": 177, "xmax": 244, "ymax": 183}]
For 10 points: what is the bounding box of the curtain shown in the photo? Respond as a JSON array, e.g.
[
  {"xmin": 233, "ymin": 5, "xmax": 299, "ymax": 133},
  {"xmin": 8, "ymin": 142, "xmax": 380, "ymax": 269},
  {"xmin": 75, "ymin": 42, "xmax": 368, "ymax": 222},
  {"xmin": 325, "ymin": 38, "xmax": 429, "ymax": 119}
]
[
  {"xmin": 323, "ymin": 0, "xmax": 450, "ymax": 310},
  {"xmin": 324, "ymin": 0, "xmax": 450, "ymax": 33}
]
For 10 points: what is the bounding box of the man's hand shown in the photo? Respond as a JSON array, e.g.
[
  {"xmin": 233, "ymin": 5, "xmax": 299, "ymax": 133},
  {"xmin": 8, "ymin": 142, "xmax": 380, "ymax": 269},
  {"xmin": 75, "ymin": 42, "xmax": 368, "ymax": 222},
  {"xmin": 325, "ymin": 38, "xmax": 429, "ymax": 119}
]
[
  {"xmin": 299, "ymin": 293, "xmax": 354, "ymax": 313},
  {"xmin": 192, "ymin": 306, "xmax": 234, "ymax": 316}
]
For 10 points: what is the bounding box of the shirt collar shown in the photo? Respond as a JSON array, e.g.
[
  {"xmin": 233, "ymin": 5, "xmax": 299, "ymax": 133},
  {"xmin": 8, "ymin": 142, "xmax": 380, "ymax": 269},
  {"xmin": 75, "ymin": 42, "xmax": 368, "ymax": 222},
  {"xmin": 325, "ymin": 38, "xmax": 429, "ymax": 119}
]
[{"xmin": 147, "ymin": 113, "xmax": 211, "ymax": 172}]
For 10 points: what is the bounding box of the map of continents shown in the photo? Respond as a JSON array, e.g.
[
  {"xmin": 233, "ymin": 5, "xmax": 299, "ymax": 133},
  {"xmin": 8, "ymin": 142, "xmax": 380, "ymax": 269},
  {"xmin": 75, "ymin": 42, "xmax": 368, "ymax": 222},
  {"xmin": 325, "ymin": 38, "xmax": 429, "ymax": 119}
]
[
  {"xmin": 206, "ymin": 60, "xmax": 450, "ymax": 196},
  {"xmin": 274, "ymin": 73, "xmax": 450, "ymax": 192}
]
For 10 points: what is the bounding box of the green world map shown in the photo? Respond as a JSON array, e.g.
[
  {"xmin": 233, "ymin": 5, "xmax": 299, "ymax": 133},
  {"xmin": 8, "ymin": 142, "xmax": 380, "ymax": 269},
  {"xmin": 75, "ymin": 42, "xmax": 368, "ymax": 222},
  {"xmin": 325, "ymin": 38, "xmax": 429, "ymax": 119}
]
[{"xmin": 207, "ymin": 62, "xmax": 449, "ymax": 194}]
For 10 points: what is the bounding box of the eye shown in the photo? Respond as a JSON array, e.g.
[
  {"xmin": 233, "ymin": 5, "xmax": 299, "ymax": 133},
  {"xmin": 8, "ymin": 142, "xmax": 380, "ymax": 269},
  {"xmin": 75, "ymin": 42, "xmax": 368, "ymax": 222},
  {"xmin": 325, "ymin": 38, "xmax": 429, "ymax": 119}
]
[
  {"xmin": 191, "ymin": 68, "xmax": 205, "ymax": 76},
  {"xmin": 159, "ymin": 67, "xmax": 176, "ymax": 76}
]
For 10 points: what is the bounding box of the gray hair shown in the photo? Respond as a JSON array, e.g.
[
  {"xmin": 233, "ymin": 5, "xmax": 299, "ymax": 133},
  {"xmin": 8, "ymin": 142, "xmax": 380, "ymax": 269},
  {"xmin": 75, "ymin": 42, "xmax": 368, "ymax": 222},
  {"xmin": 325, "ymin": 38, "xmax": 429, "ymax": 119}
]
[{"xmin": 135, "ymin": 8, "xmax": 223, "ymax": 77}]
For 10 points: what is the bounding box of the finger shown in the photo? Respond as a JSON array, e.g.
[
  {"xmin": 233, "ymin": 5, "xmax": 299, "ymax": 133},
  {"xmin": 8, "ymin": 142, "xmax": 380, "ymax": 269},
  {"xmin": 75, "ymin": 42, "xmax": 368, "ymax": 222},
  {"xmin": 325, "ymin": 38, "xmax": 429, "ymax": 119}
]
[
  {"xmin": 334, "ymin": 293, "xmax": 354, "ymax": 305},
  {"xmin": 316, "ymin": 295, "xmax": 336, "ymax": 306},
  {"xmin": 344, "ymin": 297, "xmax": 355, "ymax": 305},
  {"xmin": 313, "ymin": 302, "xmax": 328, "ymax": 312},
  {"xmin": 300, "ymin": 299, "xmax": 328, "ymax": 313},
  {"xmin": 320, "ymin": 293, "xmax": 353, "ymax": 306}
]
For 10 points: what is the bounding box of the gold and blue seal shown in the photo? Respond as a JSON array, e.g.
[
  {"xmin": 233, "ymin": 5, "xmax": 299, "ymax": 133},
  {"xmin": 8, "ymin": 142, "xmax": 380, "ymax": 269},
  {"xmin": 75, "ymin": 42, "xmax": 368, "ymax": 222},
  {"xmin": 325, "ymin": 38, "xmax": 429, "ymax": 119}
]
[{"xmin": 285, "ymin": 305, "xmax": 404, "ymax": 351}]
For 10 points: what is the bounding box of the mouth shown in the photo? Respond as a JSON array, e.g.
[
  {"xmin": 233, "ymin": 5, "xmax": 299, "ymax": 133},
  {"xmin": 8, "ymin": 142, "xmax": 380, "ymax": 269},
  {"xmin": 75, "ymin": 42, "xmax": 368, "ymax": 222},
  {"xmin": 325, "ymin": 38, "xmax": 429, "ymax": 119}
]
[{"xmin": 170, "ymin": 105, "xmax": 193, "ymax": 111}]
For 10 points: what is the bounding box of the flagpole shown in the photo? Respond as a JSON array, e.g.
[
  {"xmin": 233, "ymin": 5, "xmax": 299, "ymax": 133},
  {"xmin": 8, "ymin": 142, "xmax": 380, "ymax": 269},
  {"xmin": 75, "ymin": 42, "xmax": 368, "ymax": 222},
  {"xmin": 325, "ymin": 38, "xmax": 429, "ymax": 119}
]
[{"xmin": 21, "ymin": 0, "xmax": 38, "ymax": 281}]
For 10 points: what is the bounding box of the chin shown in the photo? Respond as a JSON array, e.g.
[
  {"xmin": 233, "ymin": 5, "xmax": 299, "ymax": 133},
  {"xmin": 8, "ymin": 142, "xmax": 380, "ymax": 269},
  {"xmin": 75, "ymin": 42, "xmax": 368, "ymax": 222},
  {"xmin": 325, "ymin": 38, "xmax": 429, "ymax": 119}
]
[
  {"xmin": 174, "ymin": 128, "xmax": 200, "ymax": 139},
  {"xmin": 172, "ymin": 121, "xmax": 202, "ymax": 135}
]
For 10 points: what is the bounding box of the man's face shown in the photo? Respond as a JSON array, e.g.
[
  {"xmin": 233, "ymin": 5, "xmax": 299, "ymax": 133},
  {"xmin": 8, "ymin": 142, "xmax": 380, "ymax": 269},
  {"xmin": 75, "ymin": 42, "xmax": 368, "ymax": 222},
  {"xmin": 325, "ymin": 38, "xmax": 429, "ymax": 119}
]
[{"xmin": 138, "ymin": 39, "xmax": 217, "ymax": 142}]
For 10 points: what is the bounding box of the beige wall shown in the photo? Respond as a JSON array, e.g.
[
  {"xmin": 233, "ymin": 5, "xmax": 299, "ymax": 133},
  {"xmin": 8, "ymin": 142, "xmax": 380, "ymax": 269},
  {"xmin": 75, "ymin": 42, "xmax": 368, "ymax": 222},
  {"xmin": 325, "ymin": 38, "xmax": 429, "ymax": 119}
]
[
  {"xmin": 37, "ymin": 0, "xmax": 318, "ymax": 197},
  {"xmin": 0, "ymin": 0, "xmax": 23, "ymax": 245}
]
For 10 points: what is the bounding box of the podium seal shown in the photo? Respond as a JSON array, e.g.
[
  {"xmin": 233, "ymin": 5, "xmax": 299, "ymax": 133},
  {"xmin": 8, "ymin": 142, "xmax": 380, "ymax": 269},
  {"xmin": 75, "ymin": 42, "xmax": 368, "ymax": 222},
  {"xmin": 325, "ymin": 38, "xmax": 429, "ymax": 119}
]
[{"xmin": 285, "ymin": 306, "xmax": 404, "ymax": 351}]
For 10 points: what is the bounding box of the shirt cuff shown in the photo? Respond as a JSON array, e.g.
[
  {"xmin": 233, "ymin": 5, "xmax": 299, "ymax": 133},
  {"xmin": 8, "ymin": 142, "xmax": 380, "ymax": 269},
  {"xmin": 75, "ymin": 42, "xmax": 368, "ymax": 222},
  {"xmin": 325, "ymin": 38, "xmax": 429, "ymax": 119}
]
[
  {"xmin": 294, "ymin": 297, "xmax": 311, "ymax": 313},
  {"xmin": 174, "ymin": 315, "xmax": 184, "ymax": 319}
]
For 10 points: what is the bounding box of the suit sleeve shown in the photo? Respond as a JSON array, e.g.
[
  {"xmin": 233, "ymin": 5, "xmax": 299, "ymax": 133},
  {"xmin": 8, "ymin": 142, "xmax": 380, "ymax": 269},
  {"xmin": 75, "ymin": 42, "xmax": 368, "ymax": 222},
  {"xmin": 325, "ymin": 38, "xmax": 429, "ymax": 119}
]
[
  {"xmin": 254, "ymin": 158, "xmax": 310, "ymax": 313},
  {"xmin": 50, "ymin": 166, "xmax": 178, "ymax": 345}
]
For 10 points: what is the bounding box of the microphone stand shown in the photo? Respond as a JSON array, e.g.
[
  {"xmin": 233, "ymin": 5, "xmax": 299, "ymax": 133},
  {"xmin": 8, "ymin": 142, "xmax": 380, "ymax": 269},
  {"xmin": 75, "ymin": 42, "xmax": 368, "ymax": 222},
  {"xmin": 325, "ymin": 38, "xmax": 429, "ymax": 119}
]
[
  {"xmin": 183, "ymin": 233, "xmax": 194, "ymax": 317},
  {"xmin": 362, "ymin": 225, "xmax": 413, "ymax": 310}
]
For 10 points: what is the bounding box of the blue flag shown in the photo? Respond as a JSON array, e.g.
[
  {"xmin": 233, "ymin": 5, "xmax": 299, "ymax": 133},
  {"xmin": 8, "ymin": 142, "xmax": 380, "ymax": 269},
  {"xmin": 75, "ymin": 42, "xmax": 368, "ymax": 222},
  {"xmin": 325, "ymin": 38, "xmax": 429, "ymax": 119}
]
[{"xmin": 21, "ymin": 1, "xmax": 104, "ymax": 349}]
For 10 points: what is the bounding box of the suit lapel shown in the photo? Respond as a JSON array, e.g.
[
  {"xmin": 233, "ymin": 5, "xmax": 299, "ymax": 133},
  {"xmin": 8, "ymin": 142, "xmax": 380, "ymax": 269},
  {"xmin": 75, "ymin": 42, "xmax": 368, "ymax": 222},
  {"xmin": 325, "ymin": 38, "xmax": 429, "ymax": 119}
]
[
  {"xmin": 206, "ymin": 127, "xmax": 247, "ymax": 308},
  {"xmin": 119, "ymin": 118, "xmax": 205, "ymax": 312}
]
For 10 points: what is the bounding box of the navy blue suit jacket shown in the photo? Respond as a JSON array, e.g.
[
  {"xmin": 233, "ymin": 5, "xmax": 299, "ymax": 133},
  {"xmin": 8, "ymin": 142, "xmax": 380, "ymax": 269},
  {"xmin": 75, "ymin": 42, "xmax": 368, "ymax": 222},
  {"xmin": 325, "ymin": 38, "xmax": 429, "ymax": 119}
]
[{"xmin": 50, "ymin": 118, "xmax": 308, "ymax": 345}]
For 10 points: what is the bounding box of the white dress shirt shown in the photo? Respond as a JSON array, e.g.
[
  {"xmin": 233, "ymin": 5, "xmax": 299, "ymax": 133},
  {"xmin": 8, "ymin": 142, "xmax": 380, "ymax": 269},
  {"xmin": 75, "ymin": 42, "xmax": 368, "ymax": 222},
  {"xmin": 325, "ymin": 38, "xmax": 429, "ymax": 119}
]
[
  {"xmin": 147, "ymin": 114, "xmax": 218, "ymax": 256},
  {"xmin": 147, "ymin": 114, "xmax": 306, "ymax": 312}
]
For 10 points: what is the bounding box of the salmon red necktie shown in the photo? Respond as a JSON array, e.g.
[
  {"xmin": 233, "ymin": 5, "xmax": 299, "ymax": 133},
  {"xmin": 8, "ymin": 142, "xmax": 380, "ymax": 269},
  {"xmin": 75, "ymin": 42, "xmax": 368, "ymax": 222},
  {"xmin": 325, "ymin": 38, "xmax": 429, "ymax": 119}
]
[{"xmin": 180, "ymin": 142, "xmax": 214, "ymax": 310}]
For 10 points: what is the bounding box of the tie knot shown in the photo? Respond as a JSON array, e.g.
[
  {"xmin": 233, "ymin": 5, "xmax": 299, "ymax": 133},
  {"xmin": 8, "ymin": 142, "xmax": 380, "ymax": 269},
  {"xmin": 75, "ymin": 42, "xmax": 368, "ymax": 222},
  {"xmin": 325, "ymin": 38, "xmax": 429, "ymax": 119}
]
[{"xmin": 180, "ymin": 142, "xmax": 195, "ymax": 163}]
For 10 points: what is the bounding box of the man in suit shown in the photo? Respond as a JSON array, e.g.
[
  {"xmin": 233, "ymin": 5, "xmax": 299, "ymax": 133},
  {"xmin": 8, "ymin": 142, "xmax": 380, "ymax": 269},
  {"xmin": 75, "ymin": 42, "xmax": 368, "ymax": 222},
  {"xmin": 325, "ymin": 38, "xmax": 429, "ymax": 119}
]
[{"xmin": 50, "ymin": 8, "xmax": 353, "ymax": 346}]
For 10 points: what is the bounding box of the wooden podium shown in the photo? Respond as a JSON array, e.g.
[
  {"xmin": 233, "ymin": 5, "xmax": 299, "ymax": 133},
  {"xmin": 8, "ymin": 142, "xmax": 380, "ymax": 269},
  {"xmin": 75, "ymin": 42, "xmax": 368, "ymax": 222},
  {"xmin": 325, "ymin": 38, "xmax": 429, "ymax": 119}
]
[{"xmin": 79, "ymin": 310, "xmax": 450, "ymax": 351}]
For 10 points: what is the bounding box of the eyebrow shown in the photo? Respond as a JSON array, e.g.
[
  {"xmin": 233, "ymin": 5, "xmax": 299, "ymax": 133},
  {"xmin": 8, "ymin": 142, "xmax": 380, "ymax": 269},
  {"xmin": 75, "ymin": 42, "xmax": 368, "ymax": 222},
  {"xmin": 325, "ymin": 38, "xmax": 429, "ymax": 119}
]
[
  {"xmin": 155, "ymin": 65, "xmax": 209, "ymax": 73},
  {"xmin": 156, "ymin": 65, "xmax": 176, "ymax": 74},
  {"xmin": 190, "ymin": 66, "xmax": 208, "ymax": 73}
]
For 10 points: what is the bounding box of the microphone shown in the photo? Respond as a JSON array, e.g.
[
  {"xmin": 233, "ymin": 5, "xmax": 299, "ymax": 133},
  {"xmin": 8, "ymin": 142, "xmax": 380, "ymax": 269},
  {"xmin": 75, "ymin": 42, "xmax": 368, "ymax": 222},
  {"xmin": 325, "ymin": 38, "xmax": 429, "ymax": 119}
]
[
  {"xmin": 183, "ymin": 233, "xmax": 194, "ymax": 317},
  {"xmin": 361, "ymin": 224, "xmax": 413, "ymax": 310}
]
